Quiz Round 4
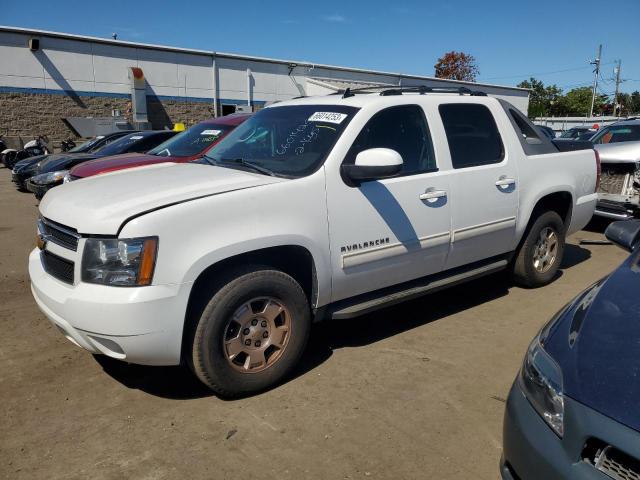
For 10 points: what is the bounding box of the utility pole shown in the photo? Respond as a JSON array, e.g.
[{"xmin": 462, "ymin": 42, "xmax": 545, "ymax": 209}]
[
  {"xmin": 589, "ymin": 44, "xmax": 602, "ymax": 118},
  {"xmin": 613, "ymin": 60, "xmax": 622, "ymax": 117}
]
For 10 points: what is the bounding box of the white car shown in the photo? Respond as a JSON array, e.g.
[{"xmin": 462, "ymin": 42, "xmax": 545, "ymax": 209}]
[{"xmin": 29, "ymin": 87, "xmax": 599, "ymax": 396}]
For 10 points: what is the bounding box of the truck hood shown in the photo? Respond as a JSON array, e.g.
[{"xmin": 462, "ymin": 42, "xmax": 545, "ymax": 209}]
[
  {"xmin": 595, "ymin": 141, "xmax": 640, "ymax": 164},
  {"xmin": 70, "ymin": 153, "xmax": 185, "ymax": 178},
  {"xmin": 544, "ymin": 251, "xmax": 640, "ymax": 432},
  {"xmin": 39, "ymin": 162, "xmax": 285, "ymax": 234}
]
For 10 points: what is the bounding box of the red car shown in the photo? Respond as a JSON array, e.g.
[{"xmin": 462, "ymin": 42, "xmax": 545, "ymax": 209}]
[{"xmin": 69, "ymin": 113, "xmax": 251, "ymax": 179}]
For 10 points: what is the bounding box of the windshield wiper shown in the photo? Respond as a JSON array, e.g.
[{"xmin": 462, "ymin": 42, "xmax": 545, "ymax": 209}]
[
  {"xmin": 220, "ymin": 158, "xmax": 276, "ymax": 177},
  {"xmin": 200, "ymin": 154, "xmax": 218, "ymax": 166}
]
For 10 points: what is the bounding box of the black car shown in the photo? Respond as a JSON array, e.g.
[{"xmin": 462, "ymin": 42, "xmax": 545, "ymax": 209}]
[
  {"xmin": 11, "ymin": 130, "xmax": 135, "ymax": 189},
  {"xmin": 559, "ymin": 127, "xmax": 593, "ymax": 139},
  {"xmin": 536, "ymin": 125, "xmax": 556, "ymax": 140},
  {"xmin": 25, "ymin": 131, "xmax": 176, "ymax": 199},
  {"xmin": 501, "ymin": 220, "xmax": 640, "ymax": 479}
]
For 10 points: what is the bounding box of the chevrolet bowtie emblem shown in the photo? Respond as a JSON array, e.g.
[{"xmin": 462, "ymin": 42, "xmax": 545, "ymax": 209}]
[{"xmin": 36, "ymin": 234, "xmax": 47, "ymax": 251}]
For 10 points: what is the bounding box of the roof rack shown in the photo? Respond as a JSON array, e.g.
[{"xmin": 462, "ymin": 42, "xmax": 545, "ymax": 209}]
[
  {"xmin": 334, "ymin": 85, "xmax": 487, "ymax": 99},
  {"xmin": 379, "ymin": 86, "xmax": 487, "ymax": 96}
]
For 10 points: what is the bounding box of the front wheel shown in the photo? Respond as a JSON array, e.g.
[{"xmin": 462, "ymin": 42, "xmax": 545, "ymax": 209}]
[
  {"xmin": 512, "ymin": 211, "xmax": 566, "ymax": 288},
  {"xmin": 190, "ymin": 267, "xmax": 310, "ymax": 397}
]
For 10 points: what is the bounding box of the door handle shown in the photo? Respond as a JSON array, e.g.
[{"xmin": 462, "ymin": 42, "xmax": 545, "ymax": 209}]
[
  {"xmin": 419, "ymin": 189, "xmax": 447, "ymax": 201},
  {"xmin": 495, "ymin": 177, "xmax": 516, "ymax": 189}
]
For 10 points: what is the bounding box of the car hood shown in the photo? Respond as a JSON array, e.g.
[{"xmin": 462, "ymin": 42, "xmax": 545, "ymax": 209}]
[
  {"xmin": 13, "ymin": 154, "xmax": 49, "ymax": 172},
  {"xmin": 39, "ymin": 162, "xmax": 285, "ymax": 234},
  {"xmin": 544, "ymin": 250, "xmax": 640, "ymax": 432},
  {"xmin": 70, "ymin": 153, "xmax": 185, "ymax": 178},
  {"xmin": 595, "ymin": 141, "xmax": 640, "ymax": 164},
  {"xmin": 37, "ymin": 152, "xmax": 99, "ymax": 173}
]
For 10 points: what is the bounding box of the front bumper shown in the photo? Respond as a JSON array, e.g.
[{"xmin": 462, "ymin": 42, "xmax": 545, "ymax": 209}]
[
  {"xmin": 26, "ymin": 179, "xmax": 58, "ymax": 199},
  {"xmin": 29, "ymin": 247, "xmax": 192, "ymax": 365},
  {"xmin": 11, "ymin": 171, "xmax": 29, "ymax": 189},
  {"xmin": 501, "ymin": 382, "xmax": 640, "ymax": 479}
]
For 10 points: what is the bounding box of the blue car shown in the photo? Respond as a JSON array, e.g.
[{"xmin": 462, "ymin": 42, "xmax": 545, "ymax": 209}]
[{"xmin": 501, "ymin": 219, "xmax": 640, "ymax": 479}]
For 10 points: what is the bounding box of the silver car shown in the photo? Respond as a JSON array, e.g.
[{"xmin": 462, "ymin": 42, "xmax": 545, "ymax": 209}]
[{"xmin": 593, "ymin": 119, "xmax": 640, "ymax": 220}]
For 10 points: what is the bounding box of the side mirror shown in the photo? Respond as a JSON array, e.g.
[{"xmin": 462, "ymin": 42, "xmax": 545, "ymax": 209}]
[
  {"xmin": 341, "ymin": 148, "xmax": 403, "ymax": 184},
  {"xmin": 605, "ymin": 219, "xmax": 640, "ymax": 252}
]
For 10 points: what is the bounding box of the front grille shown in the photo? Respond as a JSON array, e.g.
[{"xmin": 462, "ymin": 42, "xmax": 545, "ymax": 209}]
[
  {"xmin": 40, "ymin": 218, "xmax": 80, "ymax": 251},
  {"xmin": 584, "ymin": 440, "xmax": 640, "ymax": 480},
  {"xmin": 41, "ymin": 251, "xmax": 75, "ymax": 285}
]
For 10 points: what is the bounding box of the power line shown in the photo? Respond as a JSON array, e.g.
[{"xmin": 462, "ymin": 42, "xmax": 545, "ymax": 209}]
[{"xmin": 483, "ymin": 61, "xmax": 615, "ymax": 81}]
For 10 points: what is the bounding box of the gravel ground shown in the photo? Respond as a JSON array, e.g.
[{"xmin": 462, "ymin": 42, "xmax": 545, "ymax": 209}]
[{"xmin": 0, "ymin": 167, "xmax": 627, "ymax": 480}]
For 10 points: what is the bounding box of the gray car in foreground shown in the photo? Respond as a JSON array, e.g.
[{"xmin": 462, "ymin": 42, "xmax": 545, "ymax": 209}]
[{"xmin": 501, "ymin": 220, "xmax": 640, "ymax": 479}]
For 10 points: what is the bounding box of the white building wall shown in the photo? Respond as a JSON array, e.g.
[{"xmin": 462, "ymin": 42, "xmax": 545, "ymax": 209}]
[{"xmin": 0, "ymin": 26, "xmax": 529, "ymax": 113}]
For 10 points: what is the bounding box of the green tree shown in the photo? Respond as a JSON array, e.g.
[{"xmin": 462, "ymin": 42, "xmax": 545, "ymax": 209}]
[
  {"xmin": 630, "ymin": 91, "xmax": 640, "ymax": 114},
  {"xmin": 517, "ymin": 77, "xmax": 562, "ymax": 118},
  {"xmin": 560, "ymin": 87, "xmax": 607, "ymax": 116}
]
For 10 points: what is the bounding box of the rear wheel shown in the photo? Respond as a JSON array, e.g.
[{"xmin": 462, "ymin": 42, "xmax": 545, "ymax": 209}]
[
  {"xmin": 190, "ymin": 267, "xmax": 310, "ymax": 397},
  {"xmin": 512, "ymin": 211, "xmax": 565, "ymax": 288}
]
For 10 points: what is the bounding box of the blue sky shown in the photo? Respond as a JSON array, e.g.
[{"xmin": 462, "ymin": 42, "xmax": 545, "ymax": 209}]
[{"xmin": 4, "ymin": 0, "xmax": 640, "ymax": 95}]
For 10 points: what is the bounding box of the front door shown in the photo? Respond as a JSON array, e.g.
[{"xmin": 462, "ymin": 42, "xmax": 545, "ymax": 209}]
[{"xmin": 326, "ymin": 104, "xmax": 452, "ymax": 302}]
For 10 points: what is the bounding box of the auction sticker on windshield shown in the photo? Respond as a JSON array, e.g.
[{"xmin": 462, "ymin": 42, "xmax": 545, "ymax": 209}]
[
  {"xmin": 308, "ymin": 112, "xmax": 348, "ymax": 124},
  {"xmin": 201, "ymin": 129, "xmax": 222, "ymax": 136}
]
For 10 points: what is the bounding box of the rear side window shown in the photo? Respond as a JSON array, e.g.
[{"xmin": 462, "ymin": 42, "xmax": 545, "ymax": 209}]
[
  {"xmin": 345, "ymin": 105, "xmax": 437, "ymax": 175},
  {"xmin": 509, "ymin": 109, "xmax": 542, "ymax": 144},
  {"xmin": 439, "ymin": 104, "xmax": 504, "ymax": 168}
]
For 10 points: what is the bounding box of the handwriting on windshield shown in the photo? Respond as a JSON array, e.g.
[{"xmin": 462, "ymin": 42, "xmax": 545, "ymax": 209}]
[{"xmin": 276, "ymin": 122, "xmax": 320, "ymax": 156}]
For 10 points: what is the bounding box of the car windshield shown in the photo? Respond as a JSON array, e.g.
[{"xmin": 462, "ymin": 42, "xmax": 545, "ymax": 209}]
[
  {"xmin": 560, "ymin": 128, "xmax": 587, "ymax": 139},
  {"xmin": 94, "ymin": 133, "xmax": 146, "ymax": 156},
  {"xmin": 591, "ymin": 124, "xmax": 640, "ymax": 144},
  {"xmin": 202, "ymin": 105, "xmax": 358, "ymax": 178},
  {"xmin": 68, "ymin": 136, "xmax": 104, "ymax": 153},
  {"xmin": 148, "ymin": 123, "xmax": 231, "ymax": 157}
]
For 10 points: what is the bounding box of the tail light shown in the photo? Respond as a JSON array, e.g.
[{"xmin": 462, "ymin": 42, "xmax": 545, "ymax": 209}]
[{"xmin": 594, "ymin": 149, "xmax": 601, "ymax": 192}]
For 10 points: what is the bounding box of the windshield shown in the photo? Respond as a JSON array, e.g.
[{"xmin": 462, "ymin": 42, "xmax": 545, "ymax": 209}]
[
  {"xmin": 591, "ymin": 124, "xmax": 640, "ymax": 144},
  {"xmin": 560, "ymin": 128, "xmax": 587, "ymax": 139},
  {"xmin": 68, "ymin": 136, "xmax": 104, "ymax": 153},
  {"xmin": 95, "ymin": 133, "xmax": 145, "ymax": 156},
  {"xmin": 148, "ymin": 123, "xmax": 230, "ymax": 157},
  {"xmin": 202, "ymin": 105, "xmax": 358, "ymax": 178}
]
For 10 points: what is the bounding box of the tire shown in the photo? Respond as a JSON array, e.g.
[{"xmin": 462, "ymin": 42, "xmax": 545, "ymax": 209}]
[
  {"xmin": 512, "ymin": 211, "xmax": 565, "ymax": 288},
  {"xmin": 190, "ymin": 267, "xmax": 310, "ymax": 397}
]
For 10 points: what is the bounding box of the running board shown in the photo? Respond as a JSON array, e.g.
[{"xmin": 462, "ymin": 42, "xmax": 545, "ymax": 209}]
[{"xmin": 330, "ymin": 259, "xmax": 508, "ymax": 320}]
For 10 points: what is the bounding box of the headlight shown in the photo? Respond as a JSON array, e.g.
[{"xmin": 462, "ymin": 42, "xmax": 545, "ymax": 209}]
[
  {"xmin": 518, "ymin": 335, "xmax": 564, "ymax": 437},
  {"xmin": 82, "ymin": 237, "xmax": 158, "ymax": 286},
  {"xmin": 31, "ymin": 170, "xmax": 68, "ymax": 185},
  {"xmin": 63, "ymin": 172, "xmax": 72, "ymax": 183}
]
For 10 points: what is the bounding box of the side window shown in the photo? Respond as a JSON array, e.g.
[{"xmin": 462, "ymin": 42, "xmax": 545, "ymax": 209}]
[
  {"xmin": 345, "ymin": 105, "xmax": 436, "ymax": 176},
  {"xmin": 129, "ymin": 135, "xmax": 166, "ymax": 153},
  {"xmin": 509, "ymin": 109, "xmax": 542, "ymax": 144},
  {"xmin": 439, "ymin": 103, "xmax": 504, "ymax": 168}
]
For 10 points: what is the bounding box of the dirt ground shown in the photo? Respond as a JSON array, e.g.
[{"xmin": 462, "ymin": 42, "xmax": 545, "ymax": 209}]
[{"xmin": 0, "ymin": 167, "xmax": 627, "ymax": 480}]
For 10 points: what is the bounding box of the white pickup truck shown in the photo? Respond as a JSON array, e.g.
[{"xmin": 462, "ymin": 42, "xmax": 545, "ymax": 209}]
[{"xmin": 30, "ymin": 87, "xmax": 599, "ymax": 397}]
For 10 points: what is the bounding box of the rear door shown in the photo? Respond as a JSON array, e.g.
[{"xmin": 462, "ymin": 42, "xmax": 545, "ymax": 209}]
[{"xmin": 439, "ymin": 102, "xmax": 519, "ymax": 270}]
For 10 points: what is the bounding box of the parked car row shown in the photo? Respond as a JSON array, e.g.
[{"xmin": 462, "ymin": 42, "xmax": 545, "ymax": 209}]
[{"xmin": 5, "ymin": 113, "xmax": 251, "ymax": 199}]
